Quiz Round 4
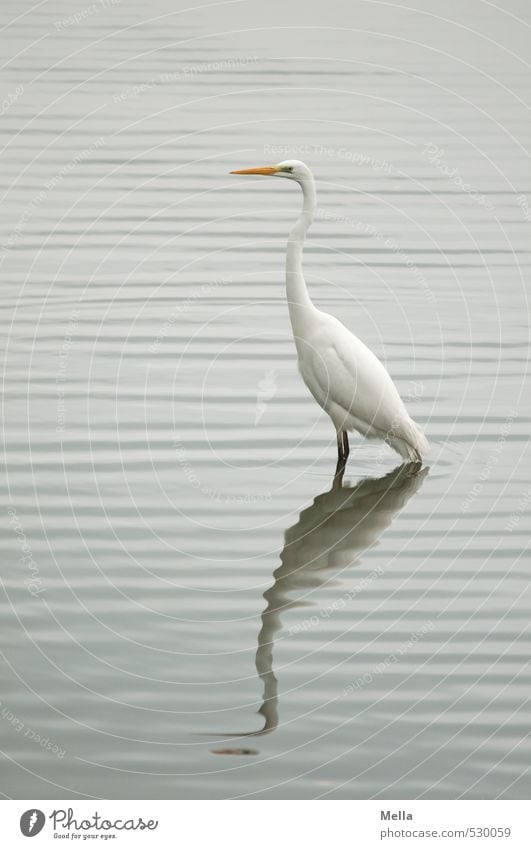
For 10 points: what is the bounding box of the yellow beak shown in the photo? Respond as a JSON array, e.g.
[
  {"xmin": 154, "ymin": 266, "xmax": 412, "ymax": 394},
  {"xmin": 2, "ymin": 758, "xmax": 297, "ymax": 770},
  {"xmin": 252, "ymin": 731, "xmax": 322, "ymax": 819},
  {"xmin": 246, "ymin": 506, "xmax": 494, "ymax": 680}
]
[{"xmin": 230, "ymin": 165, "xmax": 279, "ymax": 176}]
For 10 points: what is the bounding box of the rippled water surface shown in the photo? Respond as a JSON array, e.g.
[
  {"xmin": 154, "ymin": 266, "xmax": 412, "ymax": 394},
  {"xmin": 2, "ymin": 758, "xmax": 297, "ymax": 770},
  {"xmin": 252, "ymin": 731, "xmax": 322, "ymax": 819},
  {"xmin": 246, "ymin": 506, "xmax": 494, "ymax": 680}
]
[{"xmin": 1, "ymin": 0, "xmax": 530, "ymax": 799}]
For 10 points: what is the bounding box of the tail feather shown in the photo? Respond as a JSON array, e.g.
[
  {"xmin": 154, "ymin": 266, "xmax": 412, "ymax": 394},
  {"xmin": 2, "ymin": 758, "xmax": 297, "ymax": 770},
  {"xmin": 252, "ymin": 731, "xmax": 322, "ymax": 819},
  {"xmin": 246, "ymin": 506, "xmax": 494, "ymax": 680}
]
[
  {"xmin": 388, "ymin": 418, "xmax": 429, "ymax": 462},
  {"xmin": 341, "ymin": 409, "xmax": 430, "ymax": 462}
]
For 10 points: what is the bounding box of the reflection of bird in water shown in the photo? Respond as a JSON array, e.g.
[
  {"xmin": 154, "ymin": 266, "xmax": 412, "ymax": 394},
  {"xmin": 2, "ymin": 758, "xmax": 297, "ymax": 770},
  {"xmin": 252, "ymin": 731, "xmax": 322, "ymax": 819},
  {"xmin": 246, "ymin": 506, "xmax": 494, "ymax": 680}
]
[
  {"xmin": 205, "ymin": 462, "xmax": 427, "ymax": 746},
  {"xmin": 252, "ymin": 462, "xmax": 428, "ymax": 735}
]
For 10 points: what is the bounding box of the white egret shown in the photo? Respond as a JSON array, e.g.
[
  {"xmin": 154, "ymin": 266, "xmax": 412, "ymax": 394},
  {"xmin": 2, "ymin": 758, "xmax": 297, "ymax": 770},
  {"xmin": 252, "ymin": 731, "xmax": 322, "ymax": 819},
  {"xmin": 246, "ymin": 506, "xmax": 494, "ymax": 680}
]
[{"xmin": 231, "ymin": 160, "xmax": 429, "ymax": 467}]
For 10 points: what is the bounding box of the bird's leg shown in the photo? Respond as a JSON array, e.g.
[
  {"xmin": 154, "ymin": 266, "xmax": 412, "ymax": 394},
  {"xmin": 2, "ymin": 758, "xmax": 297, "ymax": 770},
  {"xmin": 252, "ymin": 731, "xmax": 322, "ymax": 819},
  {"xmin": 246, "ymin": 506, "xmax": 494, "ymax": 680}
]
[
  {"xmin": 341, "ymin": 431, "xmax": 350, "ymax": 460},
  {"xmin": 334, "ymin": 430, "xmax": 350, "ymax": 481},
  {"xmin": 336, "ymin": 430, "xmax": 350, "ymax": 461},
  {"xmin": 333, "ymin": 459, "xmax": 346, "ymax": 487}
]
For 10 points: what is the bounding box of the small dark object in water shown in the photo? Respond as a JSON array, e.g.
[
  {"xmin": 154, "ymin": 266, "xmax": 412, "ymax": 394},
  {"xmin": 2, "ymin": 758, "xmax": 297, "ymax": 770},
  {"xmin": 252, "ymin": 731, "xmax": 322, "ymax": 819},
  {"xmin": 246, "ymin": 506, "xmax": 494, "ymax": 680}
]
[{"xmin": 211, "ymin": 747, "xmax": 258, "ymax": 756}]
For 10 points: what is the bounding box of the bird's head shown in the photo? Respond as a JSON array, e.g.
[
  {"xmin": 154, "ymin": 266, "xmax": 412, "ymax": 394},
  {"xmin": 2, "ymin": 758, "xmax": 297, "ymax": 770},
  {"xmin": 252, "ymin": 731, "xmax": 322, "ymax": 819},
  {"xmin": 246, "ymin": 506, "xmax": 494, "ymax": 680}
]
[{"xmin": 230, "ymin": 159, "xmax": 311, "ymax": 183}]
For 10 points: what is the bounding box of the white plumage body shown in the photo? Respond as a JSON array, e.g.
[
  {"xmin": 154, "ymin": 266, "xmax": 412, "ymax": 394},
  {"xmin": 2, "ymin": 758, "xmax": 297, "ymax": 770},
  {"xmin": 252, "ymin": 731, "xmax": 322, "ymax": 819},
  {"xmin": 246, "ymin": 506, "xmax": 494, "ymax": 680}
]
[{"xmin": 293, "ymin": 307, "xmax": 429, "ymax": 461}]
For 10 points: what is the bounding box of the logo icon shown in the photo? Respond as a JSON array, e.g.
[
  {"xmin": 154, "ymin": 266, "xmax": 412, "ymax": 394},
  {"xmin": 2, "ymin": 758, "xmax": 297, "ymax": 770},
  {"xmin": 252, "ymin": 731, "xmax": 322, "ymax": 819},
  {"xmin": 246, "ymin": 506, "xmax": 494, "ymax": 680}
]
[
  {"xmin": 20, "ymin": 809, "xmax": 45, "ymax": 837},
  {"xmin": 255, "ymin": 368, "xmax": 278, "ymax": 425}
]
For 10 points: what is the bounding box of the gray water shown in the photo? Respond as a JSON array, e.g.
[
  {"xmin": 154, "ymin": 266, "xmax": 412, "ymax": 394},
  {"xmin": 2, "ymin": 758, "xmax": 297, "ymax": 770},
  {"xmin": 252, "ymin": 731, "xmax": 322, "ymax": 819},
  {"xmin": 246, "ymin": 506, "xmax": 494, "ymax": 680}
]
[{"xmin": 1, "ymin": 0, "xmax": 530, "ymax": 800}]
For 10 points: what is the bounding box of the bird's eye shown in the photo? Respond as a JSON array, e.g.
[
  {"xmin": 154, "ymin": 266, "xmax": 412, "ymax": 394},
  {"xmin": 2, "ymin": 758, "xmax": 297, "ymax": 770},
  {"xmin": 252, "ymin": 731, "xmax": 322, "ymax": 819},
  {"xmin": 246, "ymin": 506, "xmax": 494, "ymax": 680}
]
[{"xmin": 286, "ymin": 167, "xmax": 294, "ymax": 172}]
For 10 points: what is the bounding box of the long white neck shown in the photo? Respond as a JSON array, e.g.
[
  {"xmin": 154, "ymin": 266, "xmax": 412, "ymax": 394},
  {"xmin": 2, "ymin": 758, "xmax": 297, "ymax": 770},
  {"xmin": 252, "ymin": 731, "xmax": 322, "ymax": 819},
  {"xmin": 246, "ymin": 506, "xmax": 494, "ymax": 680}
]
[{"xmin": 285, "ymin": 170, "xmax": 318, "ymax": 335}]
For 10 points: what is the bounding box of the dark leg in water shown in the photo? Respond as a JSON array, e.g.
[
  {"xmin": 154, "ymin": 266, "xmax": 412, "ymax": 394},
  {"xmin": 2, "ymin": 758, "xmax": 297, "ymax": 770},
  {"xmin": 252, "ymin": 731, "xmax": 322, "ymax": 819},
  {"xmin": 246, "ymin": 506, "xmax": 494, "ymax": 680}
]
[
  {"xmin": 334, "ymin": 431, "xmax": 350, "ymax": 481},
  {"xmin": 336, "ymin": 430, "xmax": 350, "ymax": 461}
]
